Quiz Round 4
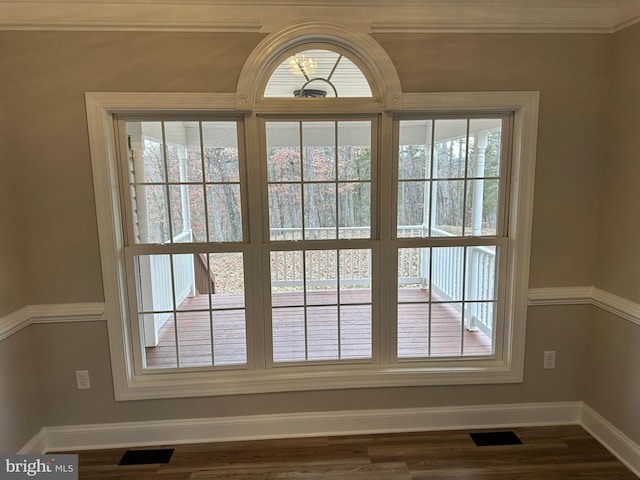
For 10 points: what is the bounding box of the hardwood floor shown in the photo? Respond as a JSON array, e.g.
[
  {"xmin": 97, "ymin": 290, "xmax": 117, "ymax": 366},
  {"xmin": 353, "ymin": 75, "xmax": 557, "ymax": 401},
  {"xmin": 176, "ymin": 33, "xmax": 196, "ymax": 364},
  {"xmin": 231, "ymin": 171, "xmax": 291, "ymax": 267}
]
[{"xmin": 67, "ymin": 425, "xmax": 638, "ymax": 479}]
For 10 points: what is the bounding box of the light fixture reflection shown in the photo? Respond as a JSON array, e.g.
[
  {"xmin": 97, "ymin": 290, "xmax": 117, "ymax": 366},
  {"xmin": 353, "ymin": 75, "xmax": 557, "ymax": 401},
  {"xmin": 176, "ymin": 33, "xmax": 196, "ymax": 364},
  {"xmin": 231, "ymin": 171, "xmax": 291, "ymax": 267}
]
[{"xmin": 288, "ymin": 54, "xmax": 317, "ymax": 77}]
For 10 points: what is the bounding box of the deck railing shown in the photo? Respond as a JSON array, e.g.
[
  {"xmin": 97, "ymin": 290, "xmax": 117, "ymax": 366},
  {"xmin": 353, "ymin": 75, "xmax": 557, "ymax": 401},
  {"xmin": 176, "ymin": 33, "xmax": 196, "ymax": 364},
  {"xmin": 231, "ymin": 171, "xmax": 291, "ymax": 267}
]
[
  {"xmin": 145, "ymin": 226, "xmax": 495, "ymax": 344},
  {"xmin": 144, "ymin": 230, "xmax": 196, "ymax": 346},
  {"xmin": 270, "ymin": 225, "xmax": 496, "ymax": 337}
]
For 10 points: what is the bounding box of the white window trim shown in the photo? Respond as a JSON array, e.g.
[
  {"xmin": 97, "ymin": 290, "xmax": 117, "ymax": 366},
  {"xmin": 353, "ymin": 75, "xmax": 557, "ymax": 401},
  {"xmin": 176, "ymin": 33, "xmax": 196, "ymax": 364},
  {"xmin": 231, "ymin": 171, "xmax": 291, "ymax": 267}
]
[{"xmin": 86, "ymin": 89, "xmax": 538, "ymax": 401}]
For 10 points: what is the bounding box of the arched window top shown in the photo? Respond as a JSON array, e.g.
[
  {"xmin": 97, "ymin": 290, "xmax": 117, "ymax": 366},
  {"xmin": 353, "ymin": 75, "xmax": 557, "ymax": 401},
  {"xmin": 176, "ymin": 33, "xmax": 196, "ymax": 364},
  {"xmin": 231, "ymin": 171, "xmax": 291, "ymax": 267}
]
[
  {"xmin": 263, "ymin": 47, "xmax": 373, "ymax": 98},
  {"xmin": 235, "ymin": 22, "xmax": 402, "ymax": 111}
]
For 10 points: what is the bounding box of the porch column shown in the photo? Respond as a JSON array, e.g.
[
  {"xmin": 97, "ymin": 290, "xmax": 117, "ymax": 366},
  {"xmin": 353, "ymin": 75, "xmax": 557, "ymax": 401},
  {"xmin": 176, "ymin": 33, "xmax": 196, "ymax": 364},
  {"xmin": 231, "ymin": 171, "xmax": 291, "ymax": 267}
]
[{"xmin": 467, "ymin": 130, "xmax": 489, "ymax": 331}]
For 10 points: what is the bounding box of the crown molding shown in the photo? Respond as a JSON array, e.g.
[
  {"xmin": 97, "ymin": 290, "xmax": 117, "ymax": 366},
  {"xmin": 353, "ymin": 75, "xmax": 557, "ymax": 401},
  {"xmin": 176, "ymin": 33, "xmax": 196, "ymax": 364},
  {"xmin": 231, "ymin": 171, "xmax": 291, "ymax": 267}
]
[{"xmin": 0, "ymin": 0, "xmax": 637, "ymax": 33}]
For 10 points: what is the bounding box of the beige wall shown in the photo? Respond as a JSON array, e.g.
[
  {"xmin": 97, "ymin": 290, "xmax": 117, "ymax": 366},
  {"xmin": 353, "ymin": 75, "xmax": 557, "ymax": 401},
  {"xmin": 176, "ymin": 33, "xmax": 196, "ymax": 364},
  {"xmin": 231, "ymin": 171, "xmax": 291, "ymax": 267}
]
[
  {"xmin": 585, "ymin": 22, "xmax": 640, "ymax": 445},
  {"xmin": 35, "ymin": 306, "xmax": 588, "ymax": 426},
  {"xmin": 585, "ymin": 309, "xmax": 640, "ymax": 444},
  {"xmin": 375, "ymin": 33, "xmax": 610, "ymax": 289},
  {"xmin": 1, "ymin": 31, "xmax": 264, "ymax": 306},
  {"xmin": 0, "ymin": 64, "xmax": 27, "ymax": 317},
  {"xmin": 0, "ymin": 27, "xmax": 635, "ymax": 447},
  {"xmin": 595, "ymin": 22, "xmax": 640, "ymax": 302},
  {"xmin": 0, "ymin": 328, "xmax": 44, "ymax": 452}
]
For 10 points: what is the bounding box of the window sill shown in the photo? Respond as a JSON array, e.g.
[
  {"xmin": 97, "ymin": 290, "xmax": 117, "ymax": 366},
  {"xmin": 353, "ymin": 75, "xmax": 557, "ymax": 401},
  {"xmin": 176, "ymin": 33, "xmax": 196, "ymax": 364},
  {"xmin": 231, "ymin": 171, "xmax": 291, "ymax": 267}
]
[{"xmin": 116, "ymin": 361, "xmax": 523, "ymax": 400}]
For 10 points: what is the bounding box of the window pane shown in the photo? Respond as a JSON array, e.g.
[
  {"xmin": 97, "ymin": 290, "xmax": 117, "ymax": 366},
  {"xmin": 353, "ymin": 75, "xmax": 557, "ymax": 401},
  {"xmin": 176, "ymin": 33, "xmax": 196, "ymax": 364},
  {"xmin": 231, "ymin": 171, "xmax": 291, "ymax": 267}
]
[
  {"xmin": 398, "ymin": 247, "xmax": 429, "ymax": 289},
  {"xmin": 266, "ymin": 122, "xmax": 301, "ymax": 182},
  {"xmin": 212, "ymin": 309, "xmax": 247, "ymax": 366},
  {"xmin": 431, "ymin": 246, "xmax": 464, "ymax": 301},
  {"xmin": 272, "ymin": 307, "xmax": 306, "ymax": 362},
  {"xmin": 269, "ymin": 184, "xmax": 302, "ymax": 238},
  {"xmin": 397, "ymin": 303, "xmax": 429, "ymax": 358},
  {"xmin": 339, "ymin": 249, "xmax": 372, "ymax": 303},
  {"xmin": 469, "ymin": 119, "xmax": 502, "ymax": 178},
  {"xmin": 340, "ymin": 305, "xmax": 372, "ymax": 359},
  {"xmin": 431, "ymin": 302, "xmax": 463, "ymax": 356},
  {"xmin": 465, "ymin": 180, "xmax": 499, "ymax": 236},
  {"xmin": 187, "ymin": 184, "xmax": 206, "ymax": 243},
  {"xmin": 144, "ymin": 313, "xmax": 177, "ymax": 368},
  {"xmin": 264, "ymin": 48, "xmax": 372, "ymax": 98},
  {"xmin": 271, "ymin": 248, "xmax": 372, "ymax": 363},
  {"xmin": 398, "ymin": 181, "xmax": 428, "ymax": 236},
  {"xmin": 267, "ymin": 119, "xmax": 372, "ymax": 241},
  {"xmin": 271, "ymin": 250, "xmax": 305, "ymax": 306},
  {"xmin": 434, "ymin": 120, "xmax": 467, "ymax": 179},
  {"xmin": 126, "ymin": 119, "xmax": 243, "ymax": 245},
  {"xmin": 306, "ymin": 250, "xmax": 338, "ymax": 305},
  {"xmin": 135, "ymin": 185, "xmax": 170, "ymax": 243},
  {"xmin": 206, "ymin": 184, "xmax": 242, "ymax": 242},
  {"xmin": 338, "ymin": 121, "xmax": 371, "ymax": 181},
  {"xmin": 399, "ymin": 120, "xmax": 432, "ymax": 180},
  {"xmin": 169, "ymin": 185, "xmax": 190, "ymax": 242},
  {"xmin": 203, "ymin": 122, "xmax": 240, "ymax": 183},
  {"xmin": 302, "ymin": 122, "xmax": 335, "ymax": 181},
  {"xmin": 139, "ymin": 252, "xmax": 248, "ymax": 369},
  {"xmin": 338, "ymin": 182, "xmax": 370, "ymax": 236},
  {"xmin": 165, "ymin": 121, "xmax": 203, "ymax": 183},
  {"xmin": 397, "ymin": 246, "xmax": 495, "ymax": 359},
  {"xmin": 307, "ymin": 306, "xmax": 339, "ymax": 360},
  {"xmin": 129, "ymin": 122, "xmax": 166, "ymax": 183},
  {"xmin": 465, "ymin": 246, "xmax": 498, "ymax": 301},
  {"xmin": 176, "ymin": 311, "xmax": 212, "ymax": 367},
  {"xmin": 463, "ymin": 302, "xmax": 496, "ymax": 356},
  {"xmin": 304, "ymin": 183, "xmax": 336, "ymax": 239},
  {"xmin": 432, "ymin": 180, "xmax": 465, "ymax": 236}
]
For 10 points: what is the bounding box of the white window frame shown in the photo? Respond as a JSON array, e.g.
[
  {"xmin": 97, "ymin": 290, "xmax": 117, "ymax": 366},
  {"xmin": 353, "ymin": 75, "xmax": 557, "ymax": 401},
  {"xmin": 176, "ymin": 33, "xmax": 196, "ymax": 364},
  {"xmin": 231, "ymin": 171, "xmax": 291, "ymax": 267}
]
[
  {"xmin": 85, "ymin": 15, "xmax": 536, "ymax": 402},
  {"xmin": 86, "ymin": 89, "xmax": 538, "ymax": 401}
]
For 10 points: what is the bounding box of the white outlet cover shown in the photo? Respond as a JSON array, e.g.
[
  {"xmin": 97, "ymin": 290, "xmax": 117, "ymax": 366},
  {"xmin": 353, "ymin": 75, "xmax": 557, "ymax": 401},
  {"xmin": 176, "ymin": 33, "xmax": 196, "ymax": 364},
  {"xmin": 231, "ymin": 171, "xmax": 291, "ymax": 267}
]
[
  {"xmin": 543, "ymin": 351, "xmax": 556, "ymax": 369},
  {"xmin": 75, "ymin": 370, "xmax": 91, "ymax": 389}
]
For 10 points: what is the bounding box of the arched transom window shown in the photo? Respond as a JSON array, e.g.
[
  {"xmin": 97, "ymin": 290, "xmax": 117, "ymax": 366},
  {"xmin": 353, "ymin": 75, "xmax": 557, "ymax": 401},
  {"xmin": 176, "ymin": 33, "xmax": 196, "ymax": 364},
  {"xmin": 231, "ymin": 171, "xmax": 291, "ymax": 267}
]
[{"xmin": 263, "ymin": 48, "xmax": 373, "ymax": 98}]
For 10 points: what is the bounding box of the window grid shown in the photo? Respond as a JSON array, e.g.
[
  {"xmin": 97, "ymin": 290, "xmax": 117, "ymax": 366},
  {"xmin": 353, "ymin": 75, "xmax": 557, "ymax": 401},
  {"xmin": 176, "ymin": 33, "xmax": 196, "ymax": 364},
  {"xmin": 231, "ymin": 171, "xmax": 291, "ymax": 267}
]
[
  {"xmin": 394, "ymin": 115, "xmax": 508, "ymax": 362},
  {"xmin": 121, "ymin": 119, "xmax": 250, "ymax": 372},
  {"xmin": 270, "ymin": 248, "xmax": 373, "ymax": 364}
]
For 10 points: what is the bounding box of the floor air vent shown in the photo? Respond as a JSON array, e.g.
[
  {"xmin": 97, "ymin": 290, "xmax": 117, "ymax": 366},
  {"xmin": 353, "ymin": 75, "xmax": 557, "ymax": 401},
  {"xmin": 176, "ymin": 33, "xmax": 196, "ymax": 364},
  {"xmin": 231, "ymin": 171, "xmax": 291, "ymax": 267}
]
[
  {"xmin": 118, "ymin": 448, "xmax": 174, "ymax": 465},
  {"xmin": 469, "ymin": 431, "xmax": 523, "ymax": 446}
]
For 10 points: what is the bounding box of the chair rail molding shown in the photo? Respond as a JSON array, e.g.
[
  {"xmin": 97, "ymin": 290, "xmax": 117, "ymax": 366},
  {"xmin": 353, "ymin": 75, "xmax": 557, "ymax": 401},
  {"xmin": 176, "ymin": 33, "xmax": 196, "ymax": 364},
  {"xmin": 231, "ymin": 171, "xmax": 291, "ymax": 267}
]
[
  {"xmin": 0, "ymin": 303, "xmax": 106, "ymax": 341},
  {"xmin": 528, "ymin": 286, "xmax": 640, "ymax": 327},
  {"xmin": 1, "ymin": 285, "xmax": 639, "ymax": 342}
]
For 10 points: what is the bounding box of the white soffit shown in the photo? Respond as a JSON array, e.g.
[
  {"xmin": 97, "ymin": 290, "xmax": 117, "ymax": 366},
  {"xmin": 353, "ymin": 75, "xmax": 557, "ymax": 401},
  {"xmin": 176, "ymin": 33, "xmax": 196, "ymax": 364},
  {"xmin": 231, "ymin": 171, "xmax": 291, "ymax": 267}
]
[{"xmin": 0, "ymin": 0, "xmax": 638, "ymax": 33}]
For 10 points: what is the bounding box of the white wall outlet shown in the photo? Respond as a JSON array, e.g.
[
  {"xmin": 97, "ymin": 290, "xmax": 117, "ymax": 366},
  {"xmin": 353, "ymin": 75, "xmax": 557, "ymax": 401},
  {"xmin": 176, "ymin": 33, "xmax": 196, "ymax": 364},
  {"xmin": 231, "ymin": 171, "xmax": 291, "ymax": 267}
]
[
  {"xmin": 543, "ymin": 351, "xmax": 556, "ymax": 369},
  {"xmin": 75, "ymin": 370, "xmax": 91, "ymax": 389}
]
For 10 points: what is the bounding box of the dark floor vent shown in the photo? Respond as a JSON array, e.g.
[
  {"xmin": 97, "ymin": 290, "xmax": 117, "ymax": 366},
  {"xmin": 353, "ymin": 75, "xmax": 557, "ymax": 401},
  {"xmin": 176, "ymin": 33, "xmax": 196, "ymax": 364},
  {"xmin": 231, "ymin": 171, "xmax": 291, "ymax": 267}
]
[
  {"xmin": 118, "ymin": 448, "xmax": 174, "ymax": 465},
  {"xmin": 469, "ymin": 431, "xmax": 523, "ymax": 446}
]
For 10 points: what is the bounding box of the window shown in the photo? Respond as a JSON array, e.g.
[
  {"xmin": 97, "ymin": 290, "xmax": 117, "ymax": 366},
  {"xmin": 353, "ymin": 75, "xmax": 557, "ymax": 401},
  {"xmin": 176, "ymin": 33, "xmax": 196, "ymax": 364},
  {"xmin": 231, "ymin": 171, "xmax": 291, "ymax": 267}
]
[
  {"xmin": 395, "ymin": 117, "xmax": 508, "ymax": 359},
  {"xmin": 264, "ymin": 119, "xmax": 376, "ymax": 364},
  {"xmin": 119, "ymin": 119, "xmax": 251, "ymax": 370},
  {"xmin": 87, "ymin": 26, "xmax": 538, "ymax": 399}
]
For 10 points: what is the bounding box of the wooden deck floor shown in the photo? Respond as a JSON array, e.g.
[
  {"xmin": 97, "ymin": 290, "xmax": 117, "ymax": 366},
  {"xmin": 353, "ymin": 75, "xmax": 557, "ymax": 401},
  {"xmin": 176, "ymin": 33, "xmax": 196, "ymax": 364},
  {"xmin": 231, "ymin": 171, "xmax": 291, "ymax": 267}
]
[{"xmin": 145, "ymin": 289, "xmax": 492, "ymax": 369}]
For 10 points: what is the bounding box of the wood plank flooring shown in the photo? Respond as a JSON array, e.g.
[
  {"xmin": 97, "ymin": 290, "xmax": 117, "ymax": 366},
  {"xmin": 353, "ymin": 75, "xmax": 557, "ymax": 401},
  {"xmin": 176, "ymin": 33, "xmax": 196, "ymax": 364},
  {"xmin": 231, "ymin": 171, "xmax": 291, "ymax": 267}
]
[
  {"xmin": 63, "ymin": 425, "xmax": 638, "ymax": 479},
  {"xmin": 145, "ymin": 289, "xmax": 492, "ymax": 368}
]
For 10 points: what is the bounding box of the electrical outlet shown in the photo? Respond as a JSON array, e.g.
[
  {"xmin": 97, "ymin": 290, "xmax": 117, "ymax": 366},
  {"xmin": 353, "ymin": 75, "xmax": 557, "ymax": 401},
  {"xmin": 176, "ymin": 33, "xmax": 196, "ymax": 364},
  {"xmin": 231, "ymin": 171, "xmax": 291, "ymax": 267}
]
[
  {"xmin": 75, "ymin": 370, "xmax": 91, "ymax": 389},
  {"xmin": 543, "ymin": 351, "xmax": 556, "ymax": 369}
]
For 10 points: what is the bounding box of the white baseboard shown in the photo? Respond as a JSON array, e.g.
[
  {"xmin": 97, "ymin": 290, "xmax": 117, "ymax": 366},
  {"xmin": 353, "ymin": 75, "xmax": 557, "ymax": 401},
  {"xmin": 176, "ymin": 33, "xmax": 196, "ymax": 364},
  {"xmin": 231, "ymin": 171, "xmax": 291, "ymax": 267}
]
[
  {"xmin": 35, "ymin": 401, "xmax": 581, "ymax": 452},
  {"xmin": 18, "ymin": 428, "xmax": 46, "ymax": 455},
  {"xmin": 581, "ymin": 403, "xmax": 640, "ymax": 477},
  {"xmin": 23, "ymin": 402, "xmax": 640, "ymax": 477}
]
